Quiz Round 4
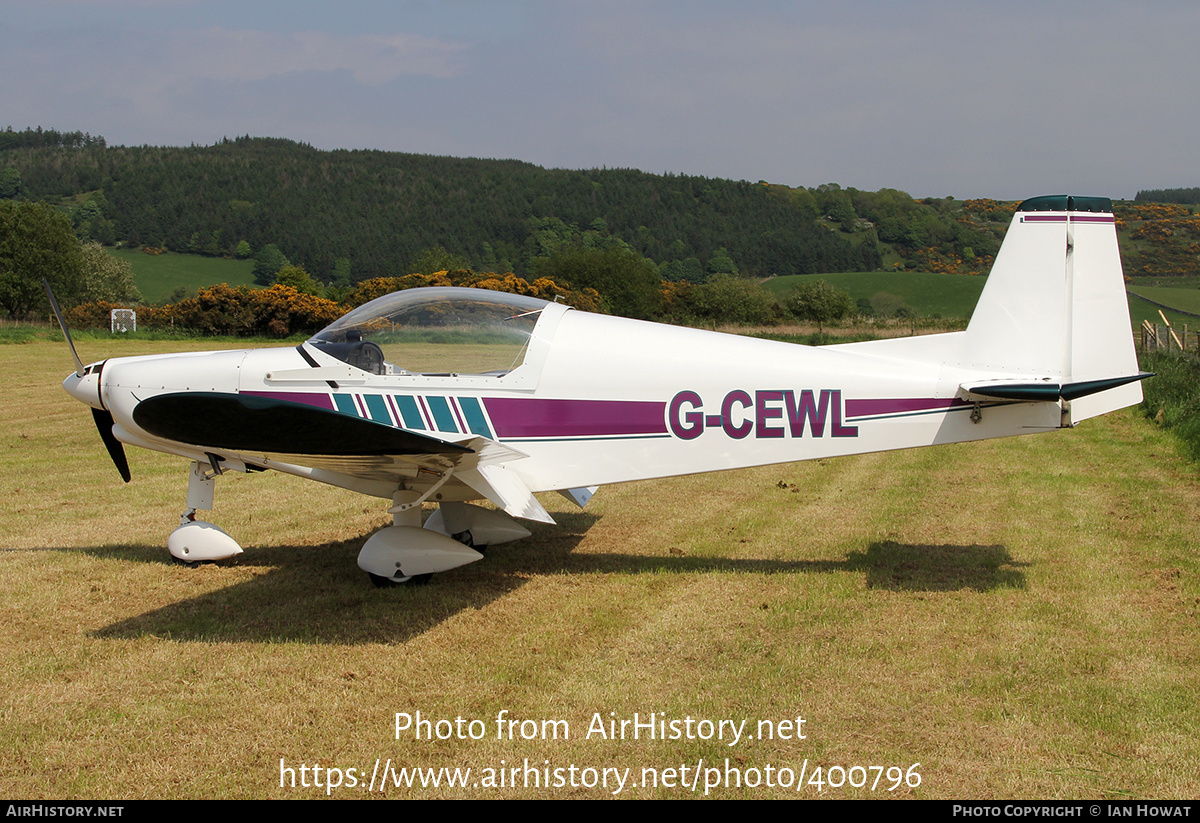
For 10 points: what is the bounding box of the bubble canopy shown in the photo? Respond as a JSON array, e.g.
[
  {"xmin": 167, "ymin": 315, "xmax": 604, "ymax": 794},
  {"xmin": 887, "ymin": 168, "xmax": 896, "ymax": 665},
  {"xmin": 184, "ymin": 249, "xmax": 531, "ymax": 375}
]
[{"xmin": 307, "ymin": 287, "xmax": 554, "ymax": 377}]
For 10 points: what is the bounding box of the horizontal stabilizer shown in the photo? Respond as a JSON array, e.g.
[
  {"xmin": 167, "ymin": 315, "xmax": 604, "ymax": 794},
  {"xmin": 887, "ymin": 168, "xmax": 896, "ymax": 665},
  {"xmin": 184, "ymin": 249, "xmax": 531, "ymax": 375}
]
[{"xmin": 961, "ymin": 372, "xmax": 1152, "ymax": 402}]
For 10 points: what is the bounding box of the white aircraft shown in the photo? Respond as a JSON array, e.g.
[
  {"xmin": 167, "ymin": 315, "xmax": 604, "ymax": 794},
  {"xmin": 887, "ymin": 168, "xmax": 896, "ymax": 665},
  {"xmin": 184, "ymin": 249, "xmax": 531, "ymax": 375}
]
[{"xmin": 54, "ymin": 195, "xmax": 1148, "ymax": 585}]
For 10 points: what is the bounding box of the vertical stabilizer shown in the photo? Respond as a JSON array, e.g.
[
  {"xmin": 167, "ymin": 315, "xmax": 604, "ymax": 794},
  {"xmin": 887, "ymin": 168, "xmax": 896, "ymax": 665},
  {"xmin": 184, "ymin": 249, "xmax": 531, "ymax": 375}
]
[{"xmin": 959, "ymin": 196, "xmax": 1141, "ymax": 421}]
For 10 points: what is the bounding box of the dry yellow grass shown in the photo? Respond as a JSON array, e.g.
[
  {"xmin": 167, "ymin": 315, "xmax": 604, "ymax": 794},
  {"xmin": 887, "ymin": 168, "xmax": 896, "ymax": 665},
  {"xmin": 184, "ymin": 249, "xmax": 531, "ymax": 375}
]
[{"xmin": 2, "ymin": 339, "xmax": 1198, "ymax": 798}]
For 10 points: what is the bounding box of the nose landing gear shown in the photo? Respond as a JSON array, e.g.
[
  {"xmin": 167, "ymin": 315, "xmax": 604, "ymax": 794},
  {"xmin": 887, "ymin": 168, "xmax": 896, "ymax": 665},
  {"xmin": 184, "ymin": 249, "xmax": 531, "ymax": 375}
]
[{"xmin": 167, "ymin": 461, "xmax": 243, "ymax": 566}]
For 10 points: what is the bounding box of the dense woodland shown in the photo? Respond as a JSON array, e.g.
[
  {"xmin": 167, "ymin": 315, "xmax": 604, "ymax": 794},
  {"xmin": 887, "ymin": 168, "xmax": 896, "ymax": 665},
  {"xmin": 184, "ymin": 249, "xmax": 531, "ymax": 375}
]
[
  {"xmin": 2, "ymin": 127, "xmax": 1198, "ymax": 327},
  {"xmin": 1, "ymin": 131, "xmax": 882, "ymax": 281},
  {"xmin": 0, "ymin": 128, "xmax": 1017, "ymax": 284},
  {"xmin": 1135, "ymin": 187, "xmax": 1200, "ymax": 205}
]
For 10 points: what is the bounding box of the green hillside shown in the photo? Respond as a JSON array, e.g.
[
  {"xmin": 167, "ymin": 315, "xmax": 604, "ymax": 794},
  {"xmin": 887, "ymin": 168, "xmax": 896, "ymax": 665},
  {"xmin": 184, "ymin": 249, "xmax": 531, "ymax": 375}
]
[
  {"xmin": 764, "ymin": 271, "xmax": 987, "ymax": 318},
  {"xmin": 1127, "ymin": 284, "xmax": 1200, "ymax": 316},
  {"xmin": 762, "ymin": 271, "xmax": 1189, "ymax": 336},
  {"xmin": 3, "ymin": 134, "xmax": 877, "ymax": 281},
  {"xmin": 1126, "ymin": 287, "xmax": 1200, "ymax": 331},
  {"xmin": 5, "ymin": 128, "xmax": 1199, "ymax": 330},
  {"xmin": 111, "ymin": 249, "xmax": 254, "ymax": 304}
]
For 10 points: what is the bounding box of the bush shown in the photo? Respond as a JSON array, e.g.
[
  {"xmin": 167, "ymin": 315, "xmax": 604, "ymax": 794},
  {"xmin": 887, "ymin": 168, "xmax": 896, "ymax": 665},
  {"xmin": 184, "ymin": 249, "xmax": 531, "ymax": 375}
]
[
  {"xmin": 785, "ymin": 279, "xmax": 855, "ymax": 328},
  {"xmin": 680, "ymin": 274, "xmax": 781, "ymax": 325},
  {"xmin": 65, "ymin": 273, "xmax": 606, "ymax": 337},
  {"xmin": 347, "ymin": 270, "xmax": 601, "ymax": 313},
  {"xmin": 67, "ymin": 284, "xmax": 344, "ymax": 337},
  {"xmin": 1140, "ymin": 351, "xmax": 1200, "ymax": 462}
]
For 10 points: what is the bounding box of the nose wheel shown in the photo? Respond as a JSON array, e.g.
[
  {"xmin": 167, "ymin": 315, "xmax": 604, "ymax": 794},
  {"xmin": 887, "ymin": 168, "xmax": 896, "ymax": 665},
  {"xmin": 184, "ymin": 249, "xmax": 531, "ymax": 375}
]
[
  {"xmin": 167, "ymin": 463, "xmax": 243, "ymax": 565},
  {"xmin": 368, "ymin": 572, "xmax": 434, "ymax": 588}
]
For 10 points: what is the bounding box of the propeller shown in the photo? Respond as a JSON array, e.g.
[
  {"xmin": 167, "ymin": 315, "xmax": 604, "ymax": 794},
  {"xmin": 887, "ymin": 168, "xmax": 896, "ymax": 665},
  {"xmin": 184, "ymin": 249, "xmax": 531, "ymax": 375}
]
[
  {"xmin": 92, "ymin": 405, "xmax": 132, "ymax": 483},
  {"xmin": 43, "ymin": 279, "xmax": 132, "ymax": 483},
  {"xmin": 42, "ymin": 278, "xmax": 84, "ymax": 378}
]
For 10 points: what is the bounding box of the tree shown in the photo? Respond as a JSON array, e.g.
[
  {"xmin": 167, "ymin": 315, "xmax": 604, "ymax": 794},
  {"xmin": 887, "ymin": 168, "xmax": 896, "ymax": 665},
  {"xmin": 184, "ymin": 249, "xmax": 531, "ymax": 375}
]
[
  {"xmin": 706, "ymin": 247, "xmax": 738, "ymax": 278},
  {"xmin": 690, "ymin": 273, "xmax": 778, "ymax": 325},
  {"xmin": 235, "ymin": 240, "xmax": 253, "ymax": 259},
  {"xmin": 72, "ymin": 198, "xmax": 104, "ymax": 238},
  {"xmin": 408, "ymin": 245, "xmax": 470, "ymax": 275},
  {"xmin": 79, "ymin": 241, "xmax": 141, "ymax": 304},
  {"xmin": 660, "ymin": 257, "xmax": 705, "ymax": 284},
  {"xmin": 788, "ymin": 187, "xmax": 818, "ymax": 220},
  {"xmin": 273, "ymin": 264, "xmax": 322, "ymax": 296},
  {"xmin": 0, "ymin": 201, "xmax": 82, "ymax": 317},
  {"xmin": 252, "ymin": 243, "xmax": 290, "ymax": 285},
  {"xmin": 524, "ymin": 216, "xmax": 579, "ymax": 262},
  {"xmin": 869, "ymin": 291, "xmax": 909, "ymax": 318},
  {"xmin": 0, "ymin": 168, "xmax": 20, "ymax": 199},
  {"xmin": 331, "ymin": 257, "xmax": 352, "ymax": 286},
  {"xmin": 532, "ymin": 247, "xmax": 662, "ymax": 319},
  {"xmin": 785, "ymin": 279, "xmax": 854, "ymax": 330}
]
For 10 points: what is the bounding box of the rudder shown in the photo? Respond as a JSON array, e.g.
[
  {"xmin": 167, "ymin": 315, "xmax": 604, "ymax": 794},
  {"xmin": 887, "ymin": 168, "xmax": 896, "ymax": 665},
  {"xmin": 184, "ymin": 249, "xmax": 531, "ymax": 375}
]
[{"xmin": 959, "ymin": 195, "xmax": 1142, "ymax": 422}]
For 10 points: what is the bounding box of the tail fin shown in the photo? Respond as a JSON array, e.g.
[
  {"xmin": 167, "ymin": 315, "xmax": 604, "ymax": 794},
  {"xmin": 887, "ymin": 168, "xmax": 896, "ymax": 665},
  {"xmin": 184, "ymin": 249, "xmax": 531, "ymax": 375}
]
[{"xmin": 958, "ymin": 195, "xmax": 1144, "ymax": 422}]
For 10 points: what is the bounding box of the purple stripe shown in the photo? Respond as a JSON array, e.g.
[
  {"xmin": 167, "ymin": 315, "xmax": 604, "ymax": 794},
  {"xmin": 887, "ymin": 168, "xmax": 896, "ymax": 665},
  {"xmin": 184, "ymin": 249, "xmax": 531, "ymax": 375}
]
[
  {"xmin": 241, "ymin": 390, "xmax": 334, "ymax": 411},
  {"xmin": 1021, "ymin": 214, "xmax": 1113, "ymax": 223},
  {"xmin": 484, "ymin": 398, "xmax": 668, "ymax": 438},
  {"xmin": 844, "ymin": 397, "xmax": 968, "ymax": 418}
]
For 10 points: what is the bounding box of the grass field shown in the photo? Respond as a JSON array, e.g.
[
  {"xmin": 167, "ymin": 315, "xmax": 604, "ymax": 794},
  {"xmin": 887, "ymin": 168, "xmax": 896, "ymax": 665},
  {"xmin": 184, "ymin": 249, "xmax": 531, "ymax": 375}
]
[
  {"xmin": 761, "ymin": 271, "xmax": 1200, "ymax": 339},
  {"xmin": 3, "ymin": 340, "xmax": 1199, "ymax": 799},
  {"xmin": 1126, "ymin": 289, "xmax": 1200, "ymax": 332},
  {"xmin": 95, "ymin": 248, "xmax": 1200, "ymax": 346},
  {"xmin": 111, "ymin": 249, "xmax": 255, "ymax": 304},
  {"xmin": 763, "ymin": 272, "xmax": 987, "ymax": 318},
  {"xmin": 1127, "ymin": 285, "xmax": 1200, "ymax": 317}
]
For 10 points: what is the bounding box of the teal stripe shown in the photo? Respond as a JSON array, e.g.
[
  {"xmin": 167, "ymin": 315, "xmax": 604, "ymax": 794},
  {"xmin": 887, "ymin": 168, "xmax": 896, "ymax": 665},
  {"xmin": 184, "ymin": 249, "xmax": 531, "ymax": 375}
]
[
  {"xmin": 363, "ymin": 394, "xmax": 391, "ymax": 424},
  {"xmin": 506, "ymin": 434, "xmax": 672, "ymax": 443},
  {"xmin": 426, "ymin": 396, "xmax": 458, "ymax": 433},
  {"xmin": 394, "ymin": 395, "xmax": 425, "ymax": 429},
  {"xmin": 457, "ymin": 397, "xmax": 493, "ymax": 438},
  {"xmin": 333, "ymin": 394, "xmax": 358, "ymax": 416}
]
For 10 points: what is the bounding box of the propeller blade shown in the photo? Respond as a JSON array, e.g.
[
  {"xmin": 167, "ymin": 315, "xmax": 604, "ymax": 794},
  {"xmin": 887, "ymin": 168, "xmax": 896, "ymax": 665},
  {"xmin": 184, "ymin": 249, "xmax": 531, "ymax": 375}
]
[
  {"xmin": 43, "ymin": 280, "xmax": 128, "ymax": 481},
  {"xmin": 92, "ymin": 408, "xmax": 131, "ymax": 483},
  {"xmin": 42, "ymin": 279, "xmax": 85, "ymax": 378}
]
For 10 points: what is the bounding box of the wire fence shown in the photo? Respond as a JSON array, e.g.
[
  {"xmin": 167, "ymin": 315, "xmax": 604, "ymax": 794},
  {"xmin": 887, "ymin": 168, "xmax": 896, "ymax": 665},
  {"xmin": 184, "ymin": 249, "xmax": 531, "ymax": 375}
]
[{"xmin": 1140, "ymin": 311, "xmax": 1198, "ymax": 356}]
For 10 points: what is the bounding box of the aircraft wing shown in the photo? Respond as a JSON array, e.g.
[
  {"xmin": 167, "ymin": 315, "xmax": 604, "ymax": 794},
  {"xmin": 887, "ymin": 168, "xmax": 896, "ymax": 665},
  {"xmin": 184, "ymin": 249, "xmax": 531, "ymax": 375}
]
[{"xmin": 131, "ymin": 392, "xmax": 553, "ymax": 522}]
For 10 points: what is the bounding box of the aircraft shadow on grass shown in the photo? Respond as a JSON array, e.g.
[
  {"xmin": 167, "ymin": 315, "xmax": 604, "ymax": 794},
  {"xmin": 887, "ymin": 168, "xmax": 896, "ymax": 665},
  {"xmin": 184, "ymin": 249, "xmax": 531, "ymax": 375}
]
[
  {"xmin": 81, "ymin": 513, "xmax": 1029, "ymax": 643},
  {"xmin": 845, "ymin": 541, "xmax": 1029, "ymax": 592}
]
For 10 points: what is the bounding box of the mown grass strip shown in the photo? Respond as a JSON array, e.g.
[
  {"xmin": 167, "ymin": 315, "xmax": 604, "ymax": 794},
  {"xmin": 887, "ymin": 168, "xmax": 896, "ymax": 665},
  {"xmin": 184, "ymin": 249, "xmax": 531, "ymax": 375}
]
[{"xmin": 1, "ymin": 340, "xmax": 1196, "ymax": 798}]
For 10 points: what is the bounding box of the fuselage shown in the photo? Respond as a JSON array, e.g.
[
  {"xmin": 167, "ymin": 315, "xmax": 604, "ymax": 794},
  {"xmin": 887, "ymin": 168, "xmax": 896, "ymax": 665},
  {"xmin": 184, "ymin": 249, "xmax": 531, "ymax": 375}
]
[{"xmin": 66, "ymin": 300, "xmax": 1059, "ymax": 503}]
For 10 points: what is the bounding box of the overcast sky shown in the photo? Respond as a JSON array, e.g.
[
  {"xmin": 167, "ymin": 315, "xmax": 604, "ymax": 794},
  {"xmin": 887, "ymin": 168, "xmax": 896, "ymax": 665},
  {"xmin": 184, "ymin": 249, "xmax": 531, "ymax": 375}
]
[{"xmin": 3, "ymin": 1, "xmax": 1196, "ymax": 200}]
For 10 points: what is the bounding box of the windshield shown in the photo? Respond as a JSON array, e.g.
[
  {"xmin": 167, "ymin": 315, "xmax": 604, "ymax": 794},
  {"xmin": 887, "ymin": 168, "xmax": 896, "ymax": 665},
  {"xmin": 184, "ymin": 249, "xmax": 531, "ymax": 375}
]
[{"xmin": 308, "ymin": 287, "xmax": 551, "ymax": 376}]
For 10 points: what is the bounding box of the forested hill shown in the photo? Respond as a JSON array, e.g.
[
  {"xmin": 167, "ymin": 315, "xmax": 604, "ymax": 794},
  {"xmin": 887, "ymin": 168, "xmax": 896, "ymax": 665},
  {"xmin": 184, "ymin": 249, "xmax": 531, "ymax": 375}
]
[
  {"xmin": 1, "ymin": 134, "xmax": 879, "ymax": 282},
  {"xmin": 1135, "ymin": 187, "xmax": 1200, "ymax": 205}
]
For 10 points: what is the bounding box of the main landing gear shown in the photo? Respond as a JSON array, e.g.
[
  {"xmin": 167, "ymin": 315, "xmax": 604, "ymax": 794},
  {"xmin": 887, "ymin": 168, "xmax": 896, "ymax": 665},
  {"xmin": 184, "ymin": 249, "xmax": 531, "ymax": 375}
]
[
  {"xmin": 165, "ymin": 463, "xmax": 532, "ymax": 585},
  {"xmin": 355, "ymin": 493, "xmax": 531, "ymax": 586}
]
